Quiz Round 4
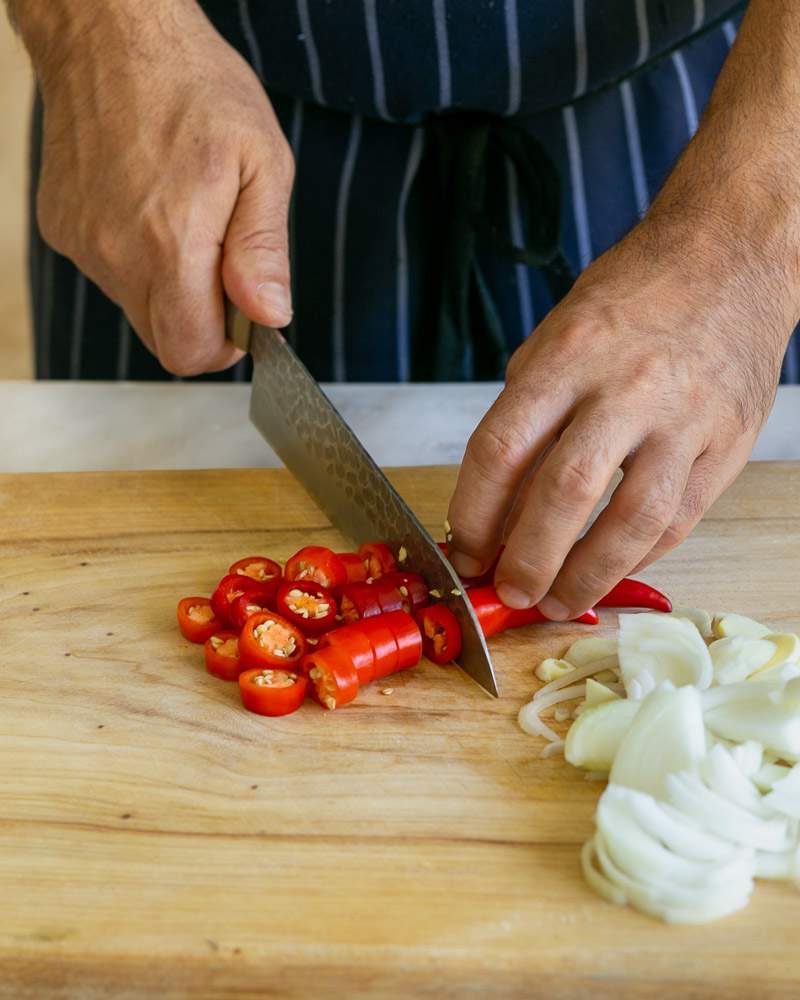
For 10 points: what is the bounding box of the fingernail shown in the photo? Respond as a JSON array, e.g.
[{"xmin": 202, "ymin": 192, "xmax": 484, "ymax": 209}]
[
  {"xmin": 496, "ymin": 582, "xmax": 534, "ymax": 610},
  {"xmin": 257, "ymin": 281, "xmax": 293, "ymax": 326},
  {"xmin": 449, "ymin": 551, "xmax": 485, "ymax": 578},
  {"xmin": 537, "ymin": 595, "xmax": 570, "ymax": 622}
]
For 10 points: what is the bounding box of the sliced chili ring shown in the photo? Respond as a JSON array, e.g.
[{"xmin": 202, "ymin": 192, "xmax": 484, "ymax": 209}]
[
  {"xmin": 339, "ymin": 582, "xmax": 383, "ymax": 623},
  {"xmin": 336, "ymin": 552, "xmax": 369, "ymax": 585},
  {"xmin": 177, "ymin": 597, "xmax": 222, "ymax": 644},
  {"xmin": 304, "ymin": 646, "xmax": 360, "ymax": 710},
  {"xmin": 211, "ymin": 573, "xmax": 267, "ymax": 626},
  {"xmin": 418, "ymin": 605, "xmax": 463, "ymax": 665},
  {"xmin": 238, "ymin": 667, "xmax": 307, "ymax": 717},
  {"xmin": 358, "ymin": 541, "xmax": 397, "ymax": 579},
  {"xmin": 380, "ymin": 572, "xmax": 429, "ymax": 611},
  {"xmin": 285, "ymin": 546, "xmax": 348, "ymax": 590},
  {"xmin": 376, "ymin": 610, "xmax": 423, "ymax": 670},
  {"xmin": 357, "ymin": 617, "xmax": 400, "ymax": 679},
  {"xmin": 320, "ymin": 625, "xmax": 377, "ymax": 684},
  {"xmin": 228, "ymin": 556, "xmax": 282, "ymax": 593},
  {"xmin": 204, "ymin": 631, "xmax": 243, "ymax": 681},
  {"xmin": 239, "ymin": 611, "xmax": 306, "ymax": 671},
  {"xmin": 275, "ymin": 580, "xmax": 338, "ymax": 635},
  {"xmin": 372, "ymin": 580, "xmax": 406, "ymax": 615},
  {"xmin": 228, "ymin": 588, "xmax": 276, "ymax": 631}
]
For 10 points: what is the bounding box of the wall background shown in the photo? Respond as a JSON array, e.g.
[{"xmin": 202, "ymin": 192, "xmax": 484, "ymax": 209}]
[{"xmin": 0, "ymin": 15, "xmax": 32, "ymax": 379}]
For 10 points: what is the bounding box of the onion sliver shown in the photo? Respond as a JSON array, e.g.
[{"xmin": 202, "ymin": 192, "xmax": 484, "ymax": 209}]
[
  {"xmin": 665, "ymin": 771, "xmax": 794, "ymax": 852},
  {"xmin": 619, "ymin": 613, "xmax": 713, "ymax": 695},
  {"xmin": 710, "ymin": 636, "xmax": 776, "ymax": 685},
  {"xmin": 565, "ymin": 699, "xmax": 640, "ymax": 773},
  {"xmin": 534, "ymin": 658, "xmax": 618, "ymax": 702},
  {"xmin": 564, "ymin": 637, "xmax": 619, "ymax": 668},
  {"xmin": 700, "ymin": 744, "xmax": 773, "ymax": 817},
  {"xmin": 625, "ymin": 788, "xmax": 741, "ymax": 863},
  {"xmin": 762, "ymin": 764, "xmax": 800, "ymax": 820},
  {"xmin": 610, "ymin": 684, "xmax": 706, "ymax": 799}
]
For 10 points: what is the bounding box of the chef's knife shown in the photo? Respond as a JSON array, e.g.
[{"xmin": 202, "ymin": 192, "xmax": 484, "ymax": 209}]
[{"xmin": 227, "ymin": 308, "xmax": 499, "ymax": 697}]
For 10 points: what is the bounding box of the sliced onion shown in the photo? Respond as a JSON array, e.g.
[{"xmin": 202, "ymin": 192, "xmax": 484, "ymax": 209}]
[
  {"xmin": 704, "ymin": 697, "xmax": 800, "ymax": 759},
  {"xmin": 671, "ymin": 605, "xmax": 713, "ymax": 640},
  {"xmin": 585, "ymin": 678, "xmax": 621, "ymax": 708},
  {"xmin": 762, "ymin": 764, "xmax": 800, "ymax": 820},
  {"xmin": 625, "ymin": 788, "xmax": 739, "ymax": 863},
  {"xmin": 564, "ymin": 637, "xmax": 618, "ymax": 668},
  {"xmin": 665, "ymin": 771, "xmax": 794, "ymax": 852},
  {"xmin": 710, "ymin": 636, "xmax": 777, "ymax": 685},
  {"xmin": 619, "ymin": 613, "xmax": 713, "ymax": 695},
  {"xmin": 712, "ymin": 613, "xmax": 771, "ymax": 640},
  {"xmin": 700, "ymin": 744, "xmax": 773, "ymax": 817},
  {"xmin": 518, "ymin": 683, "xmax": 587, "ymax": 741},
  {"xmin": 610, "ymin": 684, "xmax": 706, "ymax": 799},
  {"xmin": 538, "ymin": 740, "xmax": 566, "ymax": 759},
  {"xmin": 565, "ymin": 699, "xmax": 640, "ymax": 773},
  {"xmin": 534, "ymin": 657, "xmax": 618, "ymax": 702},
  {"xmin": 755, "ymin": 846, "xmax": 800, "ymax": 881}
]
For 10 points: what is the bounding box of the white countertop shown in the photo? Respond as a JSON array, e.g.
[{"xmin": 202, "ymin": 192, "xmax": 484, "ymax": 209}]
[{"xmin": 2, "ymin": 380, "xmax": 800, "ymax": 473}]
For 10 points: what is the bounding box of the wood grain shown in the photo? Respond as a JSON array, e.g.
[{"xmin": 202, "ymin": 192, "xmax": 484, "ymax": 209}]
[{"xmin": 1, "ymin": 464, "xmax": 800, "ymax": 999}]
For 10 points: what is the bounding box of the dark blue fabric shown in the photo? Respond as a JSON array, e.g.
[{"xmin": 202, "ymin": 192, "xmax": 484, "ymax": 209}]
[{"xmin": 28, "ymin": 1, "xmax": 800, "ymax": 385}]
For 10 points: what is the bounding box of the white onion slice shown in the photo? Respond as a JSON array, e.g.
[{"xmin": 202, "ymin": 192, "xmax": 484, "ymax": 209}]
[
  {"xmin": 700, "ymin": 744, "xmax": 773, "ymax": 817},
  {"xmin": 671, "ymin": 605, "xmax": 713, "ymax": 640},
  {"xmin": 625, "ymin": 788, "xmax": 739, "ymax": 863},
  {"xmin": 534, "ymin": 657, "xmax": 618, "ymax": 702},
  {"xmin": 610, "ymin": 684, "xmax": 706, "ymax": 799},
  {"xmin": 564, "ymin": 637, "xmax": 619, "ymax": 668},
  {"xmin": 585, "ymin": 678, "xmax": 621, "ymax": 708},
  {"xmin": 712, "ymin": 613, "xmax": 771, "ymax": 640},
  {"xmin": 665, "ymin": 771, "xmax": 794, "ymax": 852},
  {"xmin": 518, "ymin": 683, "xmax": 587, "ymax": 741},
  {"xmin": 762, "ymin": 764, "xmax": 800, "ymax": 820},
  {"xmin": 565, "ymin": 699, "xmax": 640, "ymax": 773},
  {"xmin": 710, "ymin": 636, "xmax": 777, "ymax": 685},
  {"xmin": 619, "ymin": 613, "xmax": 712, "ymax": 695}
]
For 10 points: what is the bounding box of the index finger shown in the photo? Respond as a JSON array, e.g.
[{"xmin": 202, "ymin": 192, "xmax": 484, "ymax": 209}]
[{"xmin": 446, "ymin": 381, "xmax": 570, "ymax": 578}]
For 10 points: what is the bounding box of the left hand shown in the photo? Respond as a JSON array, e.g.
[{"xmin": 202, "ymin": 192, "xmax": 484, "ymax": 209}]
[{"xmin": 446, "ymin": 205, "xmax": 796, "ymax": 620}]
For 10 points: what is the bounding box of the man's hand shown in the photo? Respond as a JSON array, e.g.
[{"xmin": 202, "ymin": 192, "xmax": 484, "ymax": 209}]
[
  {"xmin": 447, "ymin": 0, "xmax": 800, "ymax": 619},
  {"xmin": 19, "ymin": 0, "xmax": 293, "ymax": 375}
]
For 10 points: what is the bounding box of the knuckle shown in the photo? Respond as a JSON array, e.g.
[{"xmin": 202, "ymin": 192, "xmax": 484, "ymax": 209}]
[
  {"xmin": 545, "ymin": 459, "xmax": 601, "ymax": 506},
  {"xmin": 467, "ymin": 420, "xmax": 530, "ymax": 481},
  {"xmin": 619, "ymin": 493, "xmax": 674, "ymax": 542},
  {"xmin": 557, "ymin": 563, "xmax": 613, "ymax": 604}
]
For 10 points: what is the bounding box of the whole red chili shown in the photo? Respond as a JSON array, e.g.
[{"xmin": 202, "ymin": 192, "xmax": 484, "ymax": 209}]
[{"xmin": 597, "ymin": 578, "xmax": 672, "ymax": 613}]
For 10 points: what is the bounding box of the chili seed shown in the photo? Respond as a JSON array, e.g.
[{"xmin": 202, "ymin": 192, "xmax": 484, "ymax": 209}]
[
  {"xmin": 398, "ymin": 546, "xmax": 408, "ymax": 563},
  {"xmin": 429, "ymin": 589, "xmax": 442, "ymax": 599},
  {"xmin": 381, "ymin": 687, "xmax": 394, "ymax": 696}
]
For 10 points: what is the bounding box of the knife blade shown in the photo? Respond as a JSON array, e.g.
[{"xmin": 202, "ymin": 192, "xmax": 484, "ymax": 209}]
[{"xmin": 227, "ymin": 310, "xmax": 499, "ymax": 697}]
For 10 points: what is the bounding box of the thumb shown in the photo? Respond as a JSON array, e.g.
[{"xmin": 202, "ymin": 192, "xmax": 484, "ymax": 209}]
[{"xmin": 222, "ymin": 157, "xmax": 294, "ymax": 328}]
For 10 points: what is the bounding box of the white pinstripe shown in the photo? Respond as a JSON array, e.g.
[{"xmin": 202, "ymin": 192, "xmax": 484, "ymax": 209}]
[
  {"xmin": 69, "ymin": 272, "xmax": 87, "ymax": 379},
  {"xmin": 572, "ymin": 0, "xmax": 588, "ymax": 99},
  {"xmin": 562, "ymin": 106, "xmax": 592, "ymax": 271},
  {"xmin": 332, "ymin": 116, "xmax": 362, "ymax": 382},
  {"xmin": 620, "ymin": 81, "xmax": 649, "ymax": 219},
  {"xmin": 503, "ymin": 0, "xmax": 522, "ymax": 117},
  {"xmin": 363, "ymin": 0, "xmax": 391, "ymax": 119},
  {"xmin": 296, "ymin": 0, "xmax": 325, "ymax": 105},
  {"xmin": 722, "ymin": 20, "xmax": 737, "ymax": 48},
  {"xmin": 505, "ymin": 158, "xmax": 534, "ymax": 339},
  {"xmin": 38, "ymin": 244, "xmax": 54, "ymax": 379},
  {"xmin": 116, "ymin": 314, "xmax": 132, "ymax": 381},
  {"xmin": 395, "ymin": 129, "xmax": 425, "ymax": 382},
  {"xmin": 692, "ymin": 0, "xmax": 705, "ymax": 33},
  {"xmin": 237, "ymin": 0, "xmax": 264, "ymax": 79},
  {"xmin": 671, "ymin": 51, "xmax": 699, "ymax": 138},
  {"xmin": 432, "ymin": 0, "xmax": 452, "ymax": 108},
  {"xmin": 634, "ymin": 0, "xmax": 650, "ymax": 67}
]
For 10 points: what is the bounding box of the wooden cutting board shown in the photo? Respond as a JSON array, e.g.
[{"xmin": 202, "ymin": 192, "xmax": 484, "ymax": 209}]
[{"xmin": 2, "ymin": 464, "xmax": 799, "ymax": 999}]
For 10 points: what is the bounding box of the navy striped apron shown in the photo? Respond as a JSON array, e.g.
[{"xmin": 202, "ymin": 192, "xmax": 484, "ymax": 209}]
[{"xmin": 30, "ymin": 1, "xmax": 797, "ymax": 384}]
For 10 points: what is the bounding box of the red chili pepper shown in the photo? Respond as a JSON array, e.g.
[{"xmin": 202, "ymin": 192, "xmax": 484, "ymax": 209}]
[
  {"xmin": 238, "ymin": 667, "xmax": 307, "ymax": 717},
  {"xmin": 468, "ymin": 585, "xmax": 598, "ymax": 637},
  {"xmin": 211, "ymin": 573, "xmax": 270, "ymax": 627},
  {"xmin": 204, "ymin": 632, "xmax": 243, "ymax": 681},
  {"xmin": 336, "ymin": 552, "xmax": 369, "ymax": 584},
  {"xmin": 176, "ymin": 597, "xmax": 222, "ymax": 644},
  {"xmin": 304, "ymin": 646, "xmax": 361, "ymax": 710},
  {"xmin": 228, "ymin": 556, "xmax": 282, "ymax": 596},
  {"xmin": 275, "ymin": 580, "xmax": 339, "ymax": 635},
  {"xmin": 228, "ymin": 589, "xmax": 276, "ymax": 631},
  {"xmin": 339, "ymin": 581, "xmax": 388, "ymax": 623},
  {"xmin": 380, "ymin": 572, "xmax": 429, "ymax": 612},
  {"xmin": 358, "ymin": 541, "xmax": 397, "ymax": 579},
  {"xmin": 417, "ymin": 604, "xmax": 463, "ymax": 664},
  {"xmin": 239, "ymin": 612, "xmax": 306, "ymax": 671},
  {"xmin": 285, "ymin": 546, "xmax": 349, "ymax": 590},
  {"xmin": 597, "ymin": 578, "xmax": 672, "ymax": 613},
  {"xmin": 376, "ymin": 610, "xmax": 423, "ymax": 670},
  {"xmin": 357, "ymin": 617, "xmax": 400, "ymax": 679},
  {"xmin": 320, "ymin": 625, "xmax": 377, "ymax": 684}
]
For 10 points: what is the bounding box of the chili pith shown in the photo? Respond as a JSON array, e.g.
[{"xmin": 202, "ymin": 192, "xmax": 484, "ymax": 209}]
[
  {"xmin": 238, "ymin": 667, "xmax": 307, "ymax": 716},
  {"xmin": 239, "ymin": 611, "xmax": 306, "ymax": 671},
  {"xmin": 177, "ymin": 597, "xmax": 222, "ymax": 644},
  {"xmin": 204, "ymin": 632, "xmax": 243, "ymax": 681}
]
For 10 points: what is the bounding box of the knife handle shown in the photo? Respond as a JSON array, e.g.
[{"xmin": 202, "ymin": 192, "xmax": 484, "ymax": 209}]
[{"xmin": 225, "ymin": 301, "xmax": 254, "ymax": 353}]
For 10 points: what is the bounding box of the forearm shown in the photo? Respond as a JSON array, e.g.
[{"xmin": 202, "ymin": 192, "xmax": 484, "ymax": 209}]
[
  {"xmin": 647, "ymin": 0, "xmax": 800, "ymax": 325},
  {"xmin": 5, "ymin": 0, "xmax": 201, "ymax": 87}
]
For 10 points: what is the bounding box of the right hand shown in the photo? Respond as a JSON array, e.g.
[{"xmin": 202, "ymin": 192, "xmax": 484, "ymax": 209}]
[{"xmin": 30, "ymin": 0, "xmax": 294, "ymax": 375}]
